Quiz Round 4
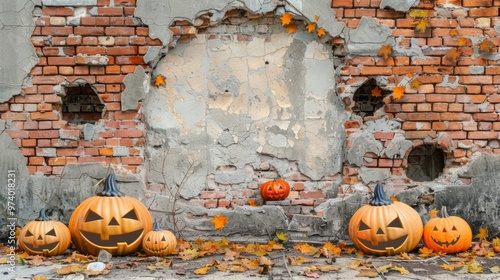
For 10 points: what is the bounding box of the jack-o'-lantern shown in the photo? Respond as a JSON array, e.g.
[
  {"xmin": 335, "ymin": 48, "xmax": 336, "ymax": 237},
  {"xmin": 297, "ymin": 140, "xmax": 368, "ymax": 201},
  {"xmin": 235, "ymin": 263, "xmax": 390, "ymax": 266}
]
[
  {"xmin": 68, "ymin": 174, "xmax": 153, "ymax": 256},
  {"xmin": 348, "ymin": 182, "xmax": 423, "ymax": 256},
  {"xmin": 423, "ymin": 206, "xmax": 472, "ymax": 253},
  {"xmin": 19, "ymin": 208, "xmax": 71, "ymax": 256},
  {"xmin": 260, "ymin": 179, "xmax": 290, "ymax": 201},
  {"xmin": 142, "ymin": 221, "xmax": 177, "ymax": 256}
]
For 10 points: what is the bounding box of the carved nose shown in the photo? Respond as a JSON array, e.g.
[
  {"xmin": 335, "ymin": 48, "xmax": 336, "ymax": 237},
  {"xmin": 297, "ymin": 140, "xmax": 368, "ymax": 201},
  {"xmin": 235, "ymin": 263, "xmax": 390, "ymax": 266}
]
[
  {"xmin": 38, "ymin": 235, "xmax": 43, "ymax": 240},
  {"xmin": 108, "ymin": 217, "xmax": 119, "ymax": 226},
  {"xmin": 376, "ymin": 228, "xmax": 384, "ymax": 234}
]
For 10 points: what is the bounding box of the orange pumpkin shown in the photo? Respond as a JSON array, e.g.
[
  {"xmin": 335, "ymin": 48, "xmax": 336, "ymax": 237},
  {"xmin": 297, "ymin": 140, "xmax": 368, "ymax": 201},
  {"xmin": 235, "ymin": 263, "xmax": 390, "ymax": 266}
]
[
  {"xmin": 68, "ymin": 174, "xmax": 153, "ymax": 256},
  {"xmin": 142, "ymin": 221, "xmax": 177, "ymax": 256},
  {"xmin": 422, "ymin": 206, "xmax": 472, "ymax": 253},
  {"xmin": 260, "ymin": 179, "xmax": 290, "ymax": 201},
  {"xmin": 348, "ymin": 182, "xmax": 423, "ymax": 256},
  {"xmin": 19, "ymin": 209, "xmax": 71, "ymax": 256}
]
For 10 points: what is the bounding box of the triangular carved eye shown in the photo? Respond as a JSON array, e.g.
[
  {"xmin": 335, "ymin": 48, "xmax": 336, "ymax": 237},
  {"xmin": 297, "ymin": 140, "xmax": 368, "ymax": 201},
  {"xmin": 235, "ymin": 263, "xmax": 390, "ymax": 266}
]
[
  {"xmin": 26, "ymin": 230, "xmax": 34, "ymax": 237},
  {"xmin": 387, "ymin": 217, "xmax": 403, "ymax": 228},
  {"xmin": 146, "ymin": 237, "xmax": 150, "ymax": 241},
  {"xmin": 452, "ymin": 226, "xmax": 457, "ymax": 231},
  {"xmin": 123, "ymin": 209, "xmax": 138, "ymax": 220},
  {"xmin": 359, "ymin": 220, "xmax": 370, "ymax": 230},
  {"xmin": 85, "ymin": 210, "xmax": 103, "ymax": 222},
  {"xmin": 46, "ymin": 229, "xmax": 56, "ymax": 236},
  {"xmin": 161, "ymin": 236, "xmax": 166, "ymax": 241},
  {"xmin": 433, "ymin": 226, "xmax": 438, "ymax": 231}
]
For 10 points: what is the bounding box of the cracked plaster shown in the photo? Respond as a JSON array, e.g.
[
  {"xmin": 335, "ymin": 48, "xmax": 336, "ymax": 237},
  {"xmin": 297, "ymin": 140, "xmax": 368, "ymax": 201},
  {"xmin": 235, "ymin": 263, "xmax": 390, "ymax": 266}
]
[
  {"xmin": 380, "ymin": 0, "xmax": 420, "ymax": 12},
  {"xmin": 0, "ymin": 0, "xmax": 40, "ymax": 102},
  {"xmin": 121, "ymin": 66, "xmax": 150, "ymax": 111}
]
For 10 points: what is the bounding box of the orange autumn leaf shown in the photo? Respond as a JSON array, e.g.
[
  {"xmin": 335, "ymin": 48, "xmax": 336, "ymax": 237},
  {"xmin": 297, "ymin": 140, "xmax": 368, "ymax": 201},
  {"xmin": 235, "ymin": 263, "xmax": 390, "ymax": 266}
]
[
  {"xmin": 428, "ymin": 208, "xmax": 439, "ymax": 219},
  {"xmin": 247, "ymin": 199, "xmax": 258, "ymax": 207},
  {"xmin": 392, "ymin": 85, "xmax": 405, "ymax": 99},
  {"xmin": 154, "ymin": 75, "xmax": 166, "ymax": 87},
  {"xmin": 449, "ymin": 29, "xmax": 459, "ymax": 37},
  {"xmin": 280, "ymin": 13, "xmax": 293, "ymax": 26},
  {"xmin": 457, "ymin": 37, "xmax": 467, "ymax": 46},
  {"xmin": 475, "ymin": 227, "xmax": 488, "ymax": 241},
  {"xmin": 210, "ymin": 214, "xmax": 229, "ymax": 230},
  {"xmin": 410, "ymin": 79, "xmax": 420, "ymax": 89},
  {"xmin": 478, "ymin": 39, "xmax": 495, "ymax": 54},
  {"xmin": 194, "ymin": 266, "xmax": 211, "ymax": 275},
  {"xmin": 306, "ymin": 22, "xmax": 316, "ymax": 33},
  {"xmin": 371, "ymin": 86, "xmax": 382, "ymax": 97},
  {"xmin": 285, "ymin": 23, "xmax": 298, "ymax": 34},
  {"xmin": 445, "ymin": 48, "xmax": 461, "ymax": 62},
  {"xmin": 314, "ymin": 15, "xmax": 319, "ymax": 21},
  {"xmin": 414, "ymin": 18, "xmax": 431, "ymax": 33},
  {"xmin": 377, "ymin": 44, "xmax": 393, "ymax": 59},
  {"xmin": 317, "ymin": 27, "xmax": 326, "ymax": 37},
  {"xmin": 406, "ymin": 72, "xmax": 414, "ymax": 78}
]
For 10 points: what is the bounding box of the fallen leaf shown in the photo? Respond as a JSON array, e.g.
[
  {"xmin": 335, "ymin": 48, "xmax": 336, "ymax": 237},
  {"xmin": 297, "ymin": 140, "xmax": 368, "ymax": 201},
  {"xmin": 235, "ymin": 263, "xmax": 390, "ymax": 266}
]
[
  {"xmin": 428, "ymin": 208, "xmax": 439, "ymax": 219},
  {"xmin": 210, "ymin": 214, "xmax": 229, "ymax": 230},
  {"xmin": 194, "ymin": 266, "xmax": 211, "ymax": 275},
  {"xmin": 314, "ymin": 15, "xmax": 319, "ymax": 21},
  {"xmin": 414, "ymin": 18, "xmax": 431, "ymax": 33},
  {"xmin": 445, "ymin": 48, "xmax": 461, "ymax": 62},
  {"xmin": 475, "ymin": 227, "xmax": 488, "ymax": 241},
  {"xmin": 285, "ymin": 23, "xmax": 298, "ymax": 34},
  {"xmin": 258, "ymin": 256, "xmax": 274, "ymax": 266},
  {"xmin": 317, "ymin": 264, "xmax": 342, "ymax": 272},
  {"xmin": 406, "ymin": 72, "xmax": 414, "ymax": 78},
  {"xmin": 492, "ymin": 237, "xmax": 500, "ymax": 247},
  {"xmin": 288, "ymin": 255, "xmax": 311, "ymax": 265},
  {"xmin": 478, "ymin": 39, "xmax": 495, "ymax": 54},
  {"xmin": 371, "ymin": 86, "xmax": 382, "ymax": 97},
  {"xmin": 280, "ymin": 13, "xmax": 293, "ymax": 26},
  {"xmin": 490, "ymin": 266, "xmax": 500, "ymax": 273},
  {"xmin": 391, "ymin": 265, "xmax": 410, "ymax": 274},
  {"xmin": 442, "ymin": 264, "xmax": 455, "ymax": 271},
  {"xmin": 306, "ymin": 22, "xmax": 316, "ymax": 33},
  {"xmin": 241, "ymin": 258, "xmax": 259, "ymax": 270},
  {"xmin": 410, "ymin": 79, "xmax": 421, "ymax": 89},
  {"xmin": 33, "ymin": 277, "xmax": 47, "ymax": 280},
  {"xmin": 247, "ymin": 199, "xmax": 258, "ymax": 207},
  {"xmin": 399, "ymin": 252, "xmax": 413, "ymax": 260},
  {"xmin": 347, "ymin": 259, "xmax": 363, "ymax": 269},
  {"xmin": 293, "ymin": 243, "xmax": 319, "ymax": 256},
  {"xmin": 378, "ymin": 44, "xmax": 393, "ymax": 59},
  {"xmin": 305, "ymin": 272, "xmax": 321, "ymax": 278},
  {"xmin": 419, "ymin": 247, "xmax": 434, "ymax": 258},
  {"xmin": 115, "ymin": 262, "xmax": 138, "ymax": 269},
  {"xmin": 154, "ymin": 75, "xmax": 166, "ymax": 87},
  {"xmin": 377, "ymin": 264, "xmax": 392, "ymax": 273},
  {"xmin": 389, "ymin": 195, "xmax": 399, "ymax": 202},
  {"xmin": 317, "ymin": 27, "xmax": 326, "ymax": 37},
  {"xmin": 355, "ymin": 269, "xmax": 378, "ymax": 278},
  {"xmin": 449, "ymin": 29, "xmax": 459, "ymax": 37},
  {"xmin": 457, "ymin": 37, "xmax": 467, "ymax": 46},
  {"xmin": 223, "ymin": 249, "xmax": 240, "ymax": 261},
  {"xmin": 392, "ymin": 85, "xmax": 405, "ymax": 99},
  {"xmin": 57, "ymin": 264, "xmax": 85, "ymax": 275},
  {"xmin": 257, "ymin": 264, "xmax": 272, "ymax": 275},
  {"xmin": 276, "ymin": 231, "xmax": 288, "ymax": 241}
]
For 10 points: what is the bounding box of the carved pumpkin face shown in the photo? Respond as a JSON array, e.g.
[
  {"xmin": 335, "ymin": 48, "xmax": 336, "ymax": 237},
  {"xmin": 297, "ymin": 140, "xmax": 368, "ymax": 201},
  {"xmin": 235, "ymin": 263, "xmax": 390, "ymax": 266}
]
[
  {"xmin": 69, "ymin": 174, "xmax": 153, "ymax": 256},
  {"xmin": 423, "ymin": 206, "xmax": 472, "ymax": 253},
  {"xmin": 142, "ymin": 222, "xmax": 177, "ymax": 256},
  {"xmin": 260, "ymin": 179, "xmax": 290, "ymax": 201},
  {"xmin": 349, "ymin": 183, "xmax": 423, "ymax": 256},
  {"xmin": 19, "ymin": 209, "xmax": 71, "ymax": 256}
]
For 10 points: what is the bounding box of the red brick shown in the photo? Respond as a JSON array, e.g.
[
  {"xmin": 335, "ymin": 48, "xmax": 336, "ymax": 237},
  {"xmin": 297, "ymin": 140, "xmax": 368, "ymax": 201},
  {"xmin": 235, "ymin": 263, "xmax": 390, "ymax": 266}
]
[
  {"xmin": 121, "ymin": 157, "xmax": 144, "ymax": 165},
  {"xmin": 41, "ymin": 26, "xmax": 73, "ymax": 36},
  {"xmin": 105, "ymin": 27, "xmax": 135, "ymax": 36},
  {"xmin": 74, "ymin": 26, "xmax": 105, "ymax": 36},
  {"xmin": 115, "ymin": 56, "xmax": 144, "ymax": 65},
  {"xmin": 96, "ymin": 7, "xmax": 124, "ymax": 16},
  {"xmin": 29, "ymin": 157, "xmax": 45, "ymax": 165},
  {"xmin": 114, "ymin": 129, "xmax": 144, "ymax": 138},
  {"xmin": 405, "ymin": 131, "xmax": 437, "ymax": 139},
  {"xmin": 468, "ymin": 131, "xmax": 498, "ymax": 139},
  {"xmin": 107, "ymin": 46, "xmax": 137, "ymax": 55},
  {"xmin": 29, "ymin": 130, "xmax": 59, "ymax": 139},
  {"xmin": 47, "ymin": 57, "xmax": 75, "ymax": 66},
  {"xmin": 299, "ymin": 191, "xmax": 326, "ymax": 199},
  {"xmin": 76, "ymin": 46, "xmax": 107, "ymax": 55},
  {"xmin": 30, "ymin": 112, "xmax": 59, "ymax": 121},
  {"xmin": 463, "ymin": 0, "xmax": 492, "ymax": 6},
  {"xmin": 96, "ymin": 75, "xmax": 124, "ymax": 83}
]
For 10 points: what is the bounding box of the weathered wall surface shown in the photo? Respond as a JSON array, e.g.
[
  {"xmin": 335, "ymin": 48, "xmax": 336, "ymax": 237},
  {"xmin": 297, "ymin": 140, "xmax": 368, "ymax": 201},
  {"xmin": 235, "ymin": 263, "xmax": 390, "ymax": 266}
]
[{"xmin": 1, "ymin": 0, "xmax": 500, "ymax": 241}]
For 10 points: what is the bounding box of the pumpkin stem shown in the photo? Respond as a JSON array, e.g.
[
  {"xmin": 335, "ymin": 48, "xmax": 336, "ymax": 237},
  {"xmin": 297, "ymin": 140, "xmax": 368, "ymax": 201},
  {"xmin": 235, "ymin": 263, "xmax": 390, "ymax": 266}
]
[
  {"xmin": 153, "ymin": 221, "xmax": 162, "ymax": 231},
  {"xmin": 35, "ymin": 208, "xmax": 50, "ymax": 221},
  {"xmin": 98, "ymin": 173, "xmax": 125, "ymax": 197},
  {"xmin": 440, "ymin": 206, "xmax": 449, "ymax": 218},
  {"xmin": 369, "ymin": 182, "xmax": 394, "ymax": 206}
]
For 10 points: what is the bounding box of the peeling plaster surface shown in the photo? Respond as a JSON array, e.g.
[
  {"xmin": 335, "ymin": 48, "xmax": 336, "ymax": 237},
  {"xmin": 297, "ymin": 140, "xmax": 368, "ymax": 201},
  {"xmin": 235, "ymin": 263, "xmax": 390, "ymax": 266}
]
[
  {"xmin": 143, "ymin": 20, "xmax": 347, "ymax": 183},
  {"xmin": 0, "ymin": 0, "xmax": 40, "ymax": 102},
  {"xmin": 344, "ymin": 17, "xmax": 394, "ymax": 56},
  {"xmin": 380, "ymin": 0, "xmax": 420, "ymax": 12},
  {"xmin": 347, "ymin": 133, "xmax": 383, "ymax": 167},
  {"xmin": 42, "ymin": 0, "xmax": 96, "ymax": 5},
  {"xmin": 122, "ymin": 66, "xmax": 149, "ymax": 111}
]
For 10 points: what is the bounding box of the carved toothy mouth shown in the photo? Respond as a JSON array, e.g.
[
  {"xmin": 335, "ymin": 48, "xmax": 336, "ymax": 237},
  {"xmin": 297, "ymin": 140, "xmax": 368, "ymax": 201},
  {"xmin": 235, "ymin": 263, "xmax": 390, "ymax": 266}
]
[
  {"xmin": 357, "ymin": 235, "xmax": 408, "ymax": 251},
  {"xmin": 80, "ymin": 229, "xmax": 144, "ymax": 247},
  {"xmin": 431, "ymin": 235, "xmax": 460, "ymax": 247},
  {"xmin": 23, "ymin": 241, "xmax": 59, "ymax": 252},
  {"xmin": 145, "ymin": 245, "xmax": 169, "ymax": 253}
]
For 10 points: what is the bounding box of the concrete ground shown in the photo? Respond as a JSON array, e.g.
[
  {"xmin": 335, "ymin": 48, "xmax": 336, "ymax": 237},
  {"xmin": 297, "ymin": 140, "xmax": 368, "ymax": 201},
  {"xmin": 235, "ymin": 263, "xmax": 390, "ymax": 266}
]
[{"xmin": 2, "ymin": 247, "xmax": 499, "ymax": 280}]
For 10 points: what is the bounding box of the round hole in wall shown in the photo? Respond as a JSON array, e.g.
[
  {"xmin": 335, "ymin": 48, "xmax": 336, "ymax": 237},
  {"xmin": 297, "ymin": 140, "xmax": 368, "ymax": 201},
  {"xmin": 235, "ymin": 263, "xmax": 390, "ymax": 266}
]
[{"xmin": 406, "ymin": 144, "xmax": 445, "ymax": 182}]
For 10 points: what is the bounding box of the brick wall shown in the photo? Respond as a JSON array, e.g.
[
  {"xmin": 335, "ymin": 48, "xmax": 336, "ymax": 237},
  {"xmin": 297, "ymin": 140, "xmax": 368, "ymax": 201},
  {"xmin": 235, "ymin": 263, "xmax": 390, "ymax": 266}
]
[{"xmin": 1, "ymin": 0, "xmax": 499, "ymax": 206}]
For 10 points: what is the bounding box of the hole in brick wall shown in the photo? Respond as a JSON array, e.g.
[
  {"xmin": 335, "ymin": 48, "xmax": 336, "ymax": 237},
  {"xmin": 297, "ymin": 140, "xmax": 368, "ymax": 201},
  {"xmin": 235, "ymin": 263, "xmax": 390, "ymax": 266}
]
[
  {"xmin": 61, "ymin": 84, "xmax": 104, "ymax": 125},
  {"xmin": 406, "ymin": 144, "xmax": 445, "ymax": 182},
  {"xmin": 352, "ymin": 78, "xmax": 390, "ymax": 118}
]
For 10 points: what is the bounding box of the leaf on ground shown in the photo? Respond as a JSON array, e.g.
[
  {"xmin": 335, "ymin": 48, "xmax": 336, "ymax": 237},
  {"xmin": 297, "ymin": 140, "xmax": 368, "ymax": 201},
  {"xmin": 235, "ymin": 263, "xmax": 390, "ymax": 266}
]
[
  {"xmin": 399, "ymin": 252, "xmax": 413, "ymax": 260},
  {"xmin": 154, "ymin": 75, "xmax": 166, "ymax": 87},
  {"xmin": 285, "ymin": 23, "xmax": 298, "ymax": 34},
  {"xmin": 317, "ymin": 27, "xmax": 326, "ymax": 37},
  {"xmin": 293, "ymin": 243, "xmax": 319, "ymax": 256},
  {"xmin": 377, "ymin": 44, "xmax": 392, "ymax": 59},
  {"xmin": 33, "ymin": 276, "xmax": 47, "ymax": 280},
  {"xmin": 305, "ymin": 272, "xmax": 321, "ymax": 278},
  {"xmin": 355, "ymin": 269, "xmax": 378, "ymax": 278},
  {"xmin": 280, "ymin": 13, "xmax": 293, "ymax": 26},
  {"xmin": 414, "ymin": 18, "xmax": 431, "ymax": 33},
  {"xmin": 347, "ymin": 259, "xmax": 363, "ymax": 269},
  {"xmin": 56, "ymin": 264, "xmax": 85, "ymax": 275},
  {"xmin": 445, "ymin": 48, "xmax": 461, "ymax": 62},
  {"xmin": 490, "ymin": 266, "xmax": 500, "ymax": 273},
  {"xmin": 194, "ymin": 266, "xmax": 211, "ymax": 275},
  {"xmin": 317, "ymin": 264, "xmax": 342, "ymax": 272},
  {"xmin": 288, "ymin": 255, "xmax": 311, "ymax": 265},
  {"xmin": 475, "ymin": 227, "xmax": 488, "ymax": 241},
  {"xmin": 306, "ymin": 22, "xmax": 316, "ymax": 33},
  {"xmin": 478, "ymin": 39, "xmax": 495, "ymax": 54},
  {"xmin": 442, "ymin": 264, "xmax": 455, "ymax": 271},
  {"xmin": 276, "ymin": 231, "xmax": 288, "ymax": 241},
  {"xmin": 241, "ymin": 258, "xmax": 259, "ymax": 270},
  {"xmin": 314, "ymin": 15, "xmax": 319, "ymax": 21},
  {"xmin": 419, "ymin": 247, "xmax": 434, "ymax": 258},
  {"xmin": 179, "ymin": 248, "xmax": 200, "ymax": 260},
  {"xmin": 247, "ymin": 199, "xmax": 258, "ymax": 207},
  {"xmin": 377, "ymin": 264, "xmax": 392, "ymax": 273},
  {"xmin": 258, "ymin": 256, "xmax": 274, "ymax": 266},
  {"xmin": 428, "ymin": 208, "xmax": 439, "ymax": 219},
  {"xmin": 389, "ymin": 195, "xmax": 399, "ymax": 202},
  {"xmin": 391, "ymin": 265, "xmax": 410, "ymax": 274},
  {"xmin": 392, "ymin": 85, "xmax": 405, "ymax": 99},
  {"xmin": 223, "ymin": 249, "xmax": 240, "ymax": 261},
  {"xmin": 371, "ymin": 86, "xmax": 382, "ymax": 97},
  {"xmin": 115, "ymin": 262, "xmax": 138, "ymax": 269},
  {"xmin": 257, "ymin": 264, "xmax": 272, "ymax": 275},
  {"xmin": 492, "ymin": 237, "xmax": 500, "ymax": 247},
  {"xmin": 210, "ymin": 214, "xmax": 228, "ymax": 230}
]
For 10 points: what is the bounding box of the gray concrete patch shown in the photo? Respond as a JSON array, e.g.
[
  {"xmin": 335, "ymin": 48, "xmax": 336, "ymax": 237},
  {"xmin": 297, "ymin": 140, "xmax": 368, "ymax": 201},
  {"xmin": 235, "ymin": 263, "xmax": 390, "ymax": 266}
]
[
  {"xmin": 121, "ymin": 66, "xmax": 149, "ymax": 111},
  {"xmin": 344, "ymin": 17, "xmax": 394, "ymax": 56},
  {"xmin": 380, "ymin": 0, "xmax": 420, "ymax": 12}
]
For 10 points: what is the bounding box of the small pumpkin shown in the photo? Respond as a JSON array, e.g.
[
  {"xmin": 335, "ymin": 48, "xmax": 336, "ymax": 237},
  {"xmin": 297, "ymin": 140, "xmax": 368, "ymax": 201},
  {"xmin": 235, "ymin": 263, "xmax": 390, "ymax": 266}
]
[
  {"xmin": 348, "ymin": 182, "xmax": 423, "ymax": 256},
  {"xmin": 422, "ymin": 206, "xmax": 472, "ymax": 253},
  {"xmin": 142, "ymin": 221, "xmax": 177, "ymax": 256},
  {"xmin": 68, "ymin": 174, "xmax": 153, "ymax": 256},
  {"xmin": 19, "ymin": 208, "xmax": 71, "ymax": 256},
  {"xmin": 260, "ymin": 179, "xmax": 290, "ymax": 201}
]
